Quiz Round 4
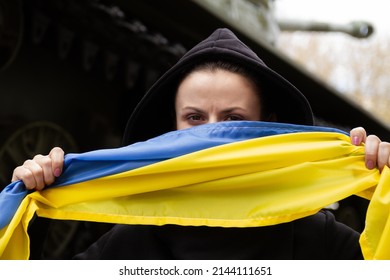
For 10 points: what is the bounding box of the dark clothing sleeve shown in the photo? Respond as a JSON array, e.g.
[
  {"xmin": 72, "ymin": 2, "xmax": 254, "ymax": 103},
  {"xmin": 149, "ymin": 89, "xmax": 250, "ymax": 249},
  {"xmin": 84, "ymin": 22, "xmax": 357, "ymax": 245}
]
[
  {"xmin": 73, "ymin": 210, "xmax": 363, "ymax": 260},
  {"xmin": 293, "ymin": 210, "xmax": 363, "ymax": 259}
]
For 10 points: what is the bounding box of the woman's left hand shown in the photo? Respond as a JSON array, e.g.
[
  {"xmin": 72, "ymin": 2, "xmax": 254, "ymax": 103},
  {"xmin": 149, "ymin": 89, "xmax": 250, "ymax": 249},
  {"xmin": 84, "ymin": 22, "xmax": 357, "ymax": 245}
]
[{"xmin": 350, "ymin": 127, "xmax": 390, "ymax": 171}]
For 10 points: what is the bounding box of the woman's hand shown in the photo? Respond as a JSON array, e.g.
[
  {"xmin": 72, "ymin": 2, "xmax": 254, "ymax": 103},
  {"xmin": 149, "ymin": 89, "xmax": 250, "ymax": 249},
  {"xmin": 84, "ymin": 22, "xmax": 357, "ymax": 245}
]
[
  {"xmin": 9, "ymin": 127, "xmax": 390, "ymax": 191},
  {"xmin": 11, "ymin": 147, "xmax": 65, "ymax": 190},
  {"xmin": 350, "ymin": 127, "xmax": 390, "ymax": 171}
]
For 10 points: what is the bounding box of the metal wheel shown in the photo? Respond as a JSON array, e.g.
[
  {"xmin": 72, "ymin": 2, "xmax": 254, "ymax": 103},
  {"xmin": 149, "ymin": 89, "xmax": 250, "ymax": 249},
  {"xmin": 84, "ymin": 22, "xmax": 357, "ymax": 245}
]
[
  {"xmin": 0, "ymin": 120, "xmax": 77, "ymax": 187},
  {"xmin": 0, "ymin": 120, "xmax": 81, "ymax": 259}
]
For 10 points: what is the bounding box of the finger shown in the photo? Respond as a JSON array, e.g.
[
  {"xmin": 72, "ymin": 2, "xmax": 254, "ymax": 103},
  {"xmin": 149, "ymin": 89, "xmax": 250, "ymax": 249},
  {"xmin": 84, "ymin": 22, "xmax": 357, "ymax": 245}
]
[
  {"xmin": 12, "ymin": 160, "xmax": 44, "ymax": 190},
  {"xmin": 364, "ymin": 135, "xmax": 380, "ymax": 169},
  {"xmin": 12, "ymin": 166, "xmax": 38, "ymax": 189},
  {"xmin": 27, "ymin": 158, "xmax": 48, "ymax": 190},
  {"xmin": 49, "ymin": 147, "xmax": 65, "ymax": 177},
  {"xmin": 33, "ymin": 154, "xmax": 56, "ymax": 187},
  {"xmin": 350, "ymin": 127, "xmax": 367, "ymax": 146},
  {"xmin": 377, "ymin": 142, "xmax": 390, "ymax": 171}
]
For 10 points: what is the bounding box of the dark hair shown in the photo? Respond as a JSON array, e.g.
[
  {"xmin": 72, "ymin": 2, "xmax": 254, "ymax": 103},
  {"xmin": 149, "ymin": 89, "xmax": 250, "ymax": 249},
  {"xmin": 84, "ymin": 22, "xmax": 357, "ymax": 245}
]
[{"xmin": 175, "ymin": 60, "xmax": 274, "ymax": 121}]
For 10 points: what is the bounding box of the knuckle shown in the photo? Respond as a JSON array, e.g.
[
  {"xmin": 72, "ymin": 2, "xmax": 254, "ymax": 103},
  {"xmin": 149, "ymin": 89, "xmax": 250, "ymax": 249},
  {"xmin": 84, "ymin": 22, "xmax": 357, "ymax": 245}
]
[
  {"xmin": 367, "ymin": 134, "xmax": 380, "ymax": 142},
  {"xmin": 23, "ymin": 159, "xmax": 34, "ymax": 165},
  {"xmin": 32, "ymin": 167, "xmax": 44, "ymax": 178},
  {"xmin": 379, "ymin": 143, "xmax": 390, "ymax": 157},
  {"xmin": 33, "ymin": 154, "xmax": 51, "ymax": 165},
  {"xmin": 18, "ymin": 168, "xmax": 34, "ymax": 181},
  {"xmin": 50, "ymin": 147, "xmax": 64, "ymax": 155},
  {"xmin": 33, "ymin": 153, "xmax": 43, "ymax": 158},
  {"xmin": 379, "ymin": 141, "xmax": 390, "ymax": 149}
]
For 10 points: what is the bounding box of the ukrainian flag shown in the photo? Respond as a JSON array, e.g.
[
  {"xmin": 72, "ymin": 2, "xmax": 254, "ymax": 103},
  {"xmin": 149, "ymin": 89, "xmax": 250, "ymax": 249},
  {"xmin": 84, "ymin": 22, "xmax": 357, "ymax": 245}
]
[{"xmin": 0, "ymin": 122, "xmax": 389, "ymax": 259}]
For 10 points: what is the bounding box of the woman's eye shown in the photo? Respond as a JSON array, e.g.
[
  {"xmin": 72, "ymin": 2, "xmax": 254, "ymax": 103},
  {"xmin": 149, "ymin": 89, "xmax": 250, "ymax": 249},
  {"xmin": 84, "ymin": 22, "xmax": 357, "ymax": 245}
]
[
  {"xmin": 187, "ymin": 114, "xmax": 202, "ymax": 121},
  {"xmin": 186, "ymin": 114, "xmax": 206, "ymax": 125},
  {"xmin": 225, "ymin": 115, "xmax": 244, "ymax": 121}
]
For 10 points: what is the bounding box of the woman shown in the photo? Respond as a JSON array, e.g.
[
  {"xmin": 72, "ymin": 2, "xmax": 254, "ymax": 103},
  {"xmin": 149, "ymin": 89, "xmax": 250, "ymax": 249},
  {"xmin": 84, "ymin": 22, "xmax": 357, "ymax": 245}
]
[{"xmin": 11, "ymin": 28, "xmax": 390, "ymax": 259}]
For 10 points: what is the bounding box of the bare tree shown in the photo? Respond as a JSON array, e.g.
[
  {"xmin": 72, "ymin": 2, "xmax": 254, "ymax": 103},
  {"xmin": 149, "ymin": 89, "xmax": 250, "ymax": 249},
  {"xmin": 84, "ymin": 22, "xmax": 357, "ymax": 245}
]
[{"xmin": 276, "ymin": 32, "xmax": 390, "ymax": 124}]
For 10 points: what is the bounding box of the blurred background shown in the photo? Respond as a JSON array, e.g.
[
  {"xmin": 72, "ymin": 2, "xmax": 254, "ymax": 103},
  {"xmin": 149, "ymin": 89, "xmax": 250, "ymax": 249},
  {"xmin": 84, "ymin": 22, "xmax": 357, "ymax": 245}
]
[
  {"xmin": 0, "ymin": 0, "xmax": 388, "ymax": 258},
  {"xmin": 275, "ymin": 0, "xmax": 390, "ymax": 127}
]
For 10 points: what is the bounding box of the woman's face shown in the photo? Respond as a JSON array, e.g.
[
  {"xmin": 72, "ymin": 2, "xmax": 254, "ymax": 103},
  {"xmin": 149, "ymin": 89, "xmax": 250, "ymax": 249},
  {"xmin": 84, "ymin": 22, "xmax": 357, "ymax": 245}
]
[{"xmin": 175, "ymin": 69, "xmax": 262, "ymax": 130}]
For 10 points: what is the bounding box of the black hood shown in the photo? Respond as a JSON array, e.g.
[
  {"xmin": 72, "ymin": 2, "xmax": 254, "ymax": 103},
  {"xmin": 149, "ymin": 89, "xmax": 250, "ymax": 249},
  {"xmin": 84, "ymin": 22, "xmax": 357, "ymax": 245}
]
[{"xmin": 123, "ymin": 28, "xmax": 314, "ymax": 145}]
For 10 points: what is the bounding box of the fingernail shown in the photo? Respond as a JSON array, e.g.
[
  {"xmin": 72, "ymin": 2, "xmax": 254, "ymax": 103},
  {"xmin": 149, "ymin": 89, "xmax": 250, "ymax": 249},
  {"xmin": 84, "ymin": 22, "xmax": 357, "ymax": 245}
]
[
  {"xmin": 352, "ymin": 136, "xmax": 360, "ymax": 145},
  {"xmin": 54, "ymin": 168, "xmax": 62, "ymax": 177},
  {"xmin": 366, "ymin": 160, "xmax": 375, "ymax": 169}
]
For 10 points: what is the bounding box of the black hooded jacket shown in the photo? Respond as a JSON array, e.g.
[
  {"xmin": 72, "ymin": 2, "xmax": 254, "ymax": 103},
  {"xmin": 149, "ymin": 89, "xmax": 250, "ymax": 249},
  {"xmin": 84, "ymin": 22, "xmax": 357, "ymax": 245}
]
[
  {"xmin": 74, "ymin": 29, "xmax": 363, "ymax": 260},
  {"xmin": 122, "ymin": 28, "xmax": 314, "ymax": 145},
  {"xmin": 74, "ymin": 210, "xmax": 362, "ymax": 259}
]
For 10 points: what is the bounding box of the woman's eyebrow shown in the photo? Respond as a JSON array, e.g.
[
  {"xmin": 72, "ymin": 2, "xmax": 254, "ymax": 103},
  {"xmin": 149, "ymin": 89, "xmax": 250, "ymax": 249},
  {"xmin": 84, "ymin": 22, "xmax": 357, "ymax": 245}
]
[
  {"xmin": 181, "ymin": 106, "xmax": 204, "ymax": 113},
  {"xmin": 181, "ymin": 106, "xmax": 247, "ymax": 113},
  {"xmin": 221, "ymin": 107, "xmax": 247, "ymax": 113}
]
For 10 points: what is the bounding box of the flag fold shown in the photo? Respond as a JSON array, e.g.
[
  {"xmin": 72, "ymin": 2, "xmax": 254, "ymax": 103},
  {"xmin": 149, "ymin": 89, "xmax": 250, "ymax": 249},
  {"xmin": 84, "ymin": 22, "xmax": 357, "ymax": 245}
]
[{"xmin": 0, "ymin": 121, "xmax": 388, "ymax": 260}]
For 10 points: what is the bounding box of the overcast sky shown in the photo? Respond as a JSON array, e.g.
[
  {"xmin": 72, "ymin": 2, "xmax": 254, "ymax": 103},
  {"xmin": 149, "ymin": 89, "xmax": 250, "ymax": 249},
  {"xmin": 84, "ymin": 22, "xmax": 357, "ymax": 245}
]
[
  {"xmin": 273, "ymin": 0, "xmax": 390, "ymax": 123},
  {"xmin": 274, "ymin": 0, "xmax": 390, "ymax": 36}
]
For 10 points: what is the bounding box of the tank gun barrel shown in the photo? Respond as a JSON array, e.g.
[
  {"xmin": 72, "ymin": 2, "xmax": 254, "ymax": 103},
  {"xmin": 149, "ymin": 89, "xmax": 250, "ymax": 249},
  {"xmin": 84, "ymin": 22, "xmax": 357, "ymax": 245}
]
[{"xmin": 278, "ymin": 20, "xmax": 374, "ymax": 38}]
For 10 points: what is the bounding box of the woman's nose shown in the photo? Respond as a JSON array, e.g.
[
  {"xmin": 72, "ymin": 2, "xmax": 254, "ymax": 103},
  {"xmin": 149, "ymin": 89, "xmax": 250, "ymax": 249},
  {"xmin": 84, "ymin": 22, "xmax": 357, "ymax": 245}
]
[{"xmin": 207, "ymin": 115, "xmax": 219, "ymax": 124}]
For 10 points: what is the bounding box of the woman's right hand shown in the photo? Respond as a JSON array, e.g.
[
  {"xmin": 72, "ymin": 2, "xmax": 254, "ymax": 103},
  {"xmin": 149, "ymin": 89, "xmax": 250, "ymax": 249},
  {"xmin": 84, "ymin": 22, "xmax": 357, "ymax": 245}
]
[{"xmin": 11, "ymin": 147, "xmax": 65, "ymax": 191}]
